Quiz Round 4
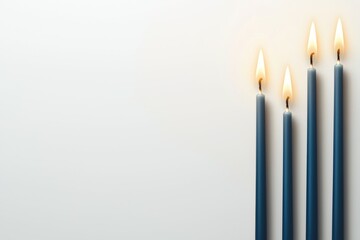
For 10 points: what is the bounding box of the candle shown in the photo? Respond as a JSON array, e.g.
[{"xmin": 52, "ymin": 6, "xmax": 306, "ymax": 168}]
[
  {"xmin": 255, "ymin": 49, "xmax": 267, "ymax": 240},
  {"xmin": 306, "ymin": 22, "xmax": 318, "ymax": 240},
  {"xmin": 332, "ymin": 18, "xmax": 344, "ymax": 240},
  {"xmin": 282, "ymin": 67, "xmax": 293, "ymax": 240}
]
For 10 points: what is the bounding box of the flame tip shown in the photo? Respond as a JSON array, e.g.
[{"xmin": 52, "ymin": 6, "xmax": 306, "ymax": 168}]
[
  {"xmin": 307, "ymin": 22, "xmax": 317, "ymax": 56},
  {"xmin": 282, "ymin": 67, "xmax": 292, "ymax": 100},
  {"xmin": 255, "ymin": 49, "xmax": 266, "ymax": 84},
  {"xmin": 334, "ymin": 19, "xmax": 344, "ymax": 54}
]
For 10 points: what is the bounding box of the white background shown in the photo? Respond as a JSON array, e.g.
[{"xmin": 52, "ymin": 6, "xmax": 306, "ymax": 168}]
[{"xmin": 0, "ymin": 0, "xmax": 359, "ymax": 239}]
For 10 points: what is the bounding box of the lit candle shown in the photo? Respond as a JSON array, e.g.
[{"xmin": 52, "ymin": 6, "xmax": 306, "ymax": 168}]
[
  {"xmin": 282, "ymin": 67, "xmax": 293, "ymax": 240},
  {"xmin": 306, "ymin": 22, "xmax": 318, "ymax": 240},
  {"xmin": 332, "ymin": 18, "xmax": 344, "ymax": 240},
  {"xmin": 255, "ymin": 49, "xmax": 267, "ymax": 240}
]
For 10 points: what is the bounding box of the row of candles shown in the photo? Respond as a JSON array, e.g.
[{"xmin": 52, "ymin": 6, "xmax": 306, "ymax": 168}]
[{"xmin": 255, "ymin": 19, "xmax": 345, "ymax": 240}]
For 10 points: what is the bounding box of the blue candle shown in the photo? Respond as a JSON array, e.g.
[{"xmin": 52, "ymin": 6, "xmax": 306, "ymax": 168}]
[
  {"xmin": 306, "ymin": 23, "xmax": 318, "ymax": 240},
  {"xmin": 255, "ymin": 50, "xmax": 267, "ymax": 240},
  {"xmin": 282, "ymin": 67, "xmax": 293, "ymax": 240},
  {"xmin": 332, "ymin": 19, "xmax": 344, "ymax": 240}
]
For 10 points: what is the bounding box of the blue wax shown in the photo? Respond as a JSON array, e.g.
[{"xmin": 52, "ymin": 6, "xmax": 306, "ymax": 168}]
[
  {"xmin": 256, "ymin": 93, "xmax": 267, "ymax": 240},
  {"xmin": 332, "ymin": 63, "xmax": 344, "ymax": 240},
  {"xmin": 306, "ymin": 67, "xmax": 318, "ymax": 240},
  {"xmin": 283, "ymin": 111, "xmax": 293, "ymax": 240}
]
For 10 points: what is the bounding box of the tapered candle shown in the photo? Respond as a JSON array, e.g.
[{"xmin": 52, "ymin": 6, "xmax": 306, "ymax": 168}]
[
  {"xmin": 306, "ymin": 22, "xmax": 318, "ymax": 240},
  {"xmin": 332, "ymin": 18, "xmax": 344, "ymax": 240},
  {"xmin": 255, "ymin": 49, "xmax": 267, "ymax": 240},
  {"xmin": 282, "ymin": 67, "xmax": 293, "ymax": 240}
]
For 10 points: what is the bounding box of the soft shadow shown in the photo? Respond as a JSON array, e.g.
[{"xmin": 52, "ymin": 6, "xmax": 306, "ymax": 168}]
[
  {"xmin": 317, "ymin": 72, "xmax": 325, "ymax": 240},
  {"xmin": 265, "ymin": 99, "xmax": 274, "ymax": 240},
  {"xmin": 292, "ymin": 118, "xmax": 299, "ymax": 240},
  {"xmin": 343, "ymin": 70, "xmax": 350, "ymax": 240}
]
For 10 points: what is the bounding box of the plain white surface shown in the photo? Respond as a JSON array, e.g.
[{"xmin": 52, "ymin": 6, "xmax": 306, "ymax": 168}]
[{"xmin": 0, "ymin": 0, "xmax": 359, "ymax": 239}]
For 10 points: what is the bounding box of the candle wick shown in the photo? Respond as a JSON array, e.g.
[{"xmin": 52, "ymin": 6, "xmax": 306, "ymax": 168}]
[
  {"xmin": 258, "ymin": 78, "xmax": 262, "ymax": 92},
  {"xmin": 337, "ymin": 49, "xmax": 340, "ymax": 62},
  {"xmin": 286, "ymin": 96, "xmax": 290, "ymax": 110},
  {"xmin": 310, "ymin": 52, "xmax": 314, "ymax": 66}
]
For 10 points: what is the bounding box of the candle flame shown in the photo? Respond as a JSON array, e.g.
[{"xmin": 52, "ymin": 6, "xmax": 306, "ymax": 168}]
[
  {"xmin": 256, "ymin": 49, "xmax": 265, "ymax": 85},
  {"xmin": 334, "ymin": 18, "xmax": 344, "ymax": 55},
  {"xmin": 282, "ymin": 66, "xmax": 292, "ymax": 101},
  {"xmin": 307, "ymin": 22, "xmax": 317, "ymax": 56}
]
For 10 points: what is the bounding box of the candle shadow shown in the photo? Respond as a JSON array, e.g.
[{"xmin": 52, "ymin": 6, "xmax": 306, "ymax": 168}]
[
  {"xmin": 343, "ymin": 70, "xmax": 350, "ymax": 240},
  {"xmin": 265, "ymin": 99, "xmax": 274, "ymax": 240},
  {"xmin": 292, "ymin": 117, "xmax": 299, "ymax": 240},
  {"xmin": 317, "ymin": 72, "xmax": 325, "ymax": 240}
]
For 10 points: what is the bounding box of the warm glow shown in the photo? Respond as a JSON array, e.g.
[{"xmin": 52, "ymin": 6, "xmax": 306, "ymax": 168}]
[
  {"xmin": 282, "ymin": 67, "xmax": 292, "ymax": 100},
  {"xmin": 307, "ymin": 22, "xmax": 317, "ymax": 56},
  {"xmin": 334, "ymin": 18, "xmax": 344, "ymax": 54},
  {"xmin": 255, "ymin": 49, "xmax": 265, "ymax": 84}
]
